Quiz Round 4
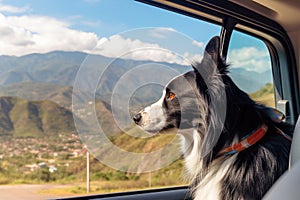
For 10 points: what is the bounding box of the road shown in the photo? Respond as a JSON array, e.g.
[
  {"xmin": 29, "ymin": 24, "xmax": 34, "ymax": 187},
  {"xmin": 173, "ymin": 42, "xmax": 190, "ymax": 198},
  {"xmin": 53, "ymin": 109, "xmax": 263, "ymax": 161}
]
[{"xmin": 0, "ymin": 184, "xmax": 74, "ymax": 200}]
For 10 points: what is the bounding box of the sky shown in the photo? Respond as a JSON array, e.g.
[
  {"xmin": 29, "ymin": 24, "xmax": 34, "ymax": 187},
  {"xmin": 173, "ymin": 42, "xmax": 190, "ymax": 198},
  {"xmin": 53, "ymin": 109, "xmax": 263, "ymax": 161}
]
[{"xmin": 0, "ymin": 0, "xmax": 271, "ymax": 72}]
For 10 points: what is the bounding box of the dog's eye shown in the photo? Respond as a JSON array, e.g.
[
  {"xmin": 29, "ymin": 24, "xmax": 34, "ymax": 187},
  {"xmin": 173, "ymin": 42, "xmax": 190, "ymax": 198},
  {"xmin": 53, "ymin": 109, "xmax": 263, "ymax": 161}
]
[{"xmin": 167, "ymin": 92, "xmax": 176, "ymax": 100}]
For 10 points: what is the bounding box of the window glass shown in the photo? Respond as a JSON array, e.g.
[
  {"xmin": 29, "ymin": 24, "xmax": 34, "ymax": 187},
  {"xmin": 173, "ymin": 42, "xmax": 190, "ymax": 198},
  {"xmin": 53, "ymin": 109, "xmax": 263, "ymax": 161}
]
[
  {"xmin": 0, "ymin": 0, "xmax": 221, "ymax": 199},
  {"xmin": 227, "ymin": 31, "xmax": 275, "ymax": 107}
]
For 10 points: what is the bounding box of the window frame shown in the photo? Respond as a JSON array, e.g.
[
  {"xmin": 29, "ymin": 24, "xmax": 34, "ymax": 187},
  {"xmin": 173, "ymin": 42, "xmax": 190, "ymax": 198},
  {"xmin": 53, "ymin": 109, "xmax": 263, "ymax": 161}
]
[{"xmin": 54, "ymin": 186, "xmax": 190, "ymax": 200}]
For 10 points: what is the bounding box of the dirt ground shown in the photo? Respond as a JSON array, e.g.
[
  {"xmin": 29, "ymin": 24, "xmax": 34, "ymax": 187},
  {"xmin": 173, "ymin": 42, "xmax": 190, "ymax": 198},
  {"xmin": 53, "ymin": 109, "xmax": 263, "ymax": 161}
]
[{"xmin": 0, "ymin": 184, "xmax": 74, "ymax": 200}]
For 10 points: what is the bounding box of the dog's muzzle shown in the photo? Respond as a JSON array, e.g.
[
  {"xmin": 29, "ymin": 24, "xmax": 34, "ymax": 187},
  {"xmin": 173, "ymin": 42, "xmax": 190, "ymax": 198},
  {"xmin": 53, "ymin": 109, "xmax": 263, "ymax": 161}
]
[{"xmin": 132, "ymin": 103, "xmax": 166, "ymax": 133}]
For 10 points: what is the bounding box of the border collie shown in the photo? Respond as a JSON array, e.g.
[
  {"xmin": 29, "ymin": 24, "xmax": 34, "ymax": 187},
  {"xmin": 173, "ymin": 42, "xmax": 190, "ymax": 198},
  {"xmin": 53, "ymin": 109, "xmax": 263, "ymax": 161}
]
[{"xmin": 133, "ymin": 36, "xmax": 293, "ymax": 200}]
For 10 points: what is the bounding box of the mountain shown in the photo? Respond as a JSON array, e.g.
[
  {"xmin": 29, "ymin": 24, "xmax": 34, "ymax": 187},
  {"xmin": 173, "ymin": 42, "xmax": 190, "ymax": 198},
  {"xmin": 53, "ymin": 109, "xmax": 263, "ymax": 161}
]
[
  {"xmin": 0, "ymin": 82, "xmax": 93, "ymax": 110},
  {"xmin": 0, "ymin": 51, "xmax": 86, "ymax": 85},
  {"xmin": 229, "ymin": 67, "xmax": 272, "ymax": 93},
  {"xmin": 0, "ymin": 51, "xmax": 188, "ymax": 86},
  {"xmin": 0, "ymin": 94, "xmax": 123, "ymax": 139},
  {"xmin": 0, "ymin": 51, "xmax": 272, "ymax": 105},
  {"xmin": 0, "ymin": 96, "xmax": 76, "ymax": 137}
]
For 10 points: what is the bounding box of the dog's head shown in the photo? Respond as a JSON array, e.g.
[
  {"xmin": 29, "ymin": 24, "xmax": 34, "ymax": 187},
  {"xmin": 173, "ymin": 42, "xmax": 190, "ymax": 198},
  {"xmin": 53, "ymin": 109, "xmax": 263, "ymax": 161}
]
[
  {"xmin": 132, "ymin": 70, "xmax": 202, "ymax": 133},
  {"xmin": 133, "ymin": 36, "xmax": 227, "ymax": 141}
]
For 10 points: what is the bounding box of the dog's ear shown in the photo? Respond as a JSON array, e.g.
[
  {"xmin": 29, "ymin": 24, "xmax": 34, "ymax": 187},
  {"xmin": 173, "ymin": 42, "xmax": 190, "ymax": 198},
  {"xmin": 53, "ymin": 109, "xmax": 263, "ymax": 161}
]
[
  {"xmin": 193, "ymin": 36, "xmax": 227, "ymax": 158},
  {"xmin": 204, "ymin": 36, "xmax": 220, "ymax": 64},
  {"xmin": 193, "ymin": 36, "xmax": 223, "ymax": 77}
]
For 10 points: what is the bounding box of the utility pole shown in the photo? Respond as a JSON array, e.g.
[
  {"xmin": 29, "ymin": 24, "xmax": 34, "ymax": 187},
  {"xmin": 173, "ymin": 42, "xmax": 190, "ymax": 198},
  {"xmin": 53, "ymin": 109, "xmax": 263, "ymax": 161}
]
[{"xmin": 85, "ymin": 145, "xmax": 90, "ymax": 193}]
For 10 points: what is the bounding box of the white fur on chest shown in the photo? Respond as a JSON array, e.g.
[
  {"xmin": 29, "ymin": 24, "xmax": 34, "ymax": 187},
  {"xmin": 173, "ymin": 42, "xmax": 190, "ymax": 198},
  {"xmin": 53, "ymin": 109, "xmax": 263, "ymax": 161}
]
[
  {"xmin": 194, "ymin": 156, "xmax": 236, "ymax": 200},
  {"xmin": 181, "ymin": 129, "xmax": 237, "ymax": 200}
]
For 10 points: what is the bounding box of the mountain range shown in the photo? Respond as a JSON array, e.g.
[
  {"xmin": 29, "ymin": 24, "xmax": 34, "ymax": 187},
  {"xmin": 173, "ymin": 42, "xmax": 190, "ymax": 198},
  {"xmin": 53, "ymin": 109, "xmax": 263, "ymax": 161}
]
[
  {"xmin": 0, "ymin": 51, "xmax": 273, "ymax": 138},
  {"xmin": 0, "ymin": 51, "xmax": 271, "ymax": 89},
  {"xmin": 0, "ymin": 51, "xmax": 272, "ymax": 105}
]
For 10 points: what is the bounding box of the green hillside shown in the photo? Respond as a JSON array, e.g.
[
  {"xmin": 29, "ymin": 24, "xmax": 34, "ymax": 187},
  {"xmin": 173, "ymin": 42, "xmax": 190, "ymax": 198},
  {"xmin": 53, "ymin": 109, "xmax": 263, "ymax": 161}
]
[
  {"xmin": 0, "ymin": 96, "xmax": 76, "ymax": 137},
  {"xmin": 250, "ymin": 83, "xmax": 275, "ymax": 107}
]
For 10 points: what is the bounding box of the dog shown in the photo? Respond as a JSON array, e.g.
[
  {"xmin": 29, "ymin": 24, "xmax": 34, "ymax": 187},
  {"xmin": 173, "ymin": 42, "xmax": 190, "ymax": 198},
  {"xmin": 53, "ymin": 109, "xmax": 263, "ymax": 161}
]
[{"xmin": 133, "ymin": 36, "xmax": 293, "ymax": 200}]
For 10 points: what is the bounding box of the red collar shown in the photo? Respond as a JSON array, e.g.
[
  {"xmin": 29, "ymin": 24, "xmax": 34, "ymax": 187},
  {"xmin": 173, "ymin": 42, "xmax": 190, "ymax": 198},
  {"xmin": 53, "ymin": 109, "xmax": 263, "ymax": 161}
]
[
  {"xmin": 218, "ymin": 124, "xmax": 268, "ymax": 156},
  {"xmin": 217, "ymin": 108, "xmax": 292, "ymax": 156}
]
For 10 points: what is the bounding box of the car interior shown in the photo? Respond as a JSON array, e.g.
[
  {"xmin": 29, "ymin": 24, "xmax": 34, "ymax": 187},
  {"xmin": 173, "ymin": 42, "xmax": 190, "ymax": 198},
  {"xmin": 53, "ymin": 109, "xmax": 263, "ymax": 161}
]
[{"xmin": 55, "ymin": 0, "xmax": 300, "ymax": 199}]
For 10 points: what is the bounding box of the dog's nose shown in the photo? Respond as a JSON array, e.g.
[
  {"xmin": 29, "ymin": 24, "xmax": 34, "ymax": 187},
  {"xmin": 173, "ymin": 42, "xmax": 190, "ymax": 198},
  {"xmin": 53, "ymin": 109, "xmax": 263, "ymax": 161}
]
[{"xmin": 133, "ymin": 113, "xmax": 142, "ymax": 124}]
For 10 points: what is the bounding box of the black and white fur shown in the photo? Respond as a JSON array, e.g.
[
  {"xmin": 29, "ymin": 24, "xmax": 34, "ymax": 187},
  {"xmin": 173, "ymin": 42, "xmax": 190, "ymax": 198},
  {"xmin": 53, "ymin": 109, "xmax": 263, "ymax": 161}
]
[{"xmin": 133, "ymin": 36, "xmax": 293, "ymax": 200}]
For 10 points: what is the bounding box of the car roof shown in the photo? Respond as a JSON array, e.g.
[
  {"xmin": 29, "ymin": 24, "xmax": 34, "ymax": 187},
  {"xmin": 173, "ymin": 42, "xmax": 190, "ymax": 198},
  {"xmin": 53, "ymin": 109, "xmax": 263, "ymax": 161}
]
[{"xmin": 230, "ymin": 0, "xmax": 300, "ymax": 32}]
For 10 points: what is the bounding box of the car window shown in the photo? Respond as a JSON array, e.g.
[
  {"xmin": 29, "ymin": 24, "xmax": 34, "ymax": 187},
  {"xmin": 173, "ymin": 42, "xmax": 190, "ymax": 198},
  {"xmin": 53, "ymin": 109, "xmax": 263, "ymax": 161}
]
[
  {"xmin": 227, "ymin": 31, "xmax": 275, "ymax": 107},
  {"xmin": 0, "ymin": 0, "xmax": 221, "ymax": 199}
]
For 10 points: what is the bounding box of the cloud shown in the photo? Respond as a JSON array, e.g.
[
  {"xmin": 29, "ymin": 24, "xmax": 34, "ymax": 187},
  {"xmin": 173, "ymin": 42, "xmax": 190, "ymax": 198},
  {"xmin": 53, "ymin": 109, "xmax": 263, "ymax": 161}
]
[
  {"xmin": 0, "ymin": 11, "xmax": 199, "ymax": 66},
  {"xmin": 0, "ymin": 2, "xmax": 200, "ymax": 66},
  {"xmin": 227, "ymin": 47, "xmax": 271, "ymax": 72},
  {"xmin": 0, "ymin": 13, "xmax": 99, "ymax": 56},
  {"xmin": 192, "ymin": 40, "xmax": 204, "ymax": 48},
  {"xmin": 93, "ymin": 34, "xmax": 194, "ymax": 65},
  {"xmin": 95, "ymin": 34, "xmax": 160, "ymax": 57},
  {"xmin": 0, "ymin": 1, "xmax": 29, "ymax": 13}
]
